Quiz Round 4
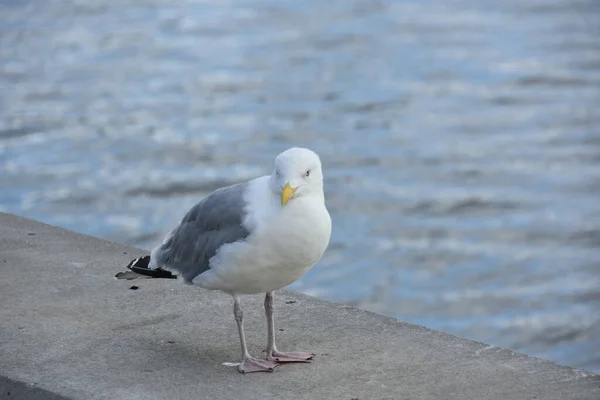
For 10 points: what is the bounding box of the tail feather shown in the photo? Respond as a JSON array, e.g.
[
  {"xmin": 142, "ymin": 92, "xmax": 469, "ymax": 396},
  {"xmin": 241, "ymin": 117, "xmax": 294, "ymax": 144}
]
[{"xmin": 126, "ymin": 255, "xmax": 177, "ymax": 279}]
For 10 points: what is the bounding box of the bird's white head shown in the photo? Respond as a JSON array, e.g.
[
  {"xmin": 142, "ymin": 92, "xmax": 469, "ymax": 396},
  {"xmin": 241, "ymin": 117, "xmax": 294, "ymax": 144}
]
[{"xmin": 269, "ymin": 147, "xmax": 324, "ymax": 206}]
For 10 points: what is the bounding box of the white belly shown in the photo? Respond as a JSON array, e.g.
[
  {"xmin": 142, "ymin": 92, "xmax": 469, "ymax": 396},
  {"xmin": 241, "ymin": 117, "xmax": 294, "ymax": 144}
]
[{"xmin": 193, "ymin": 198, "xmax": 331, "ymax": 294}]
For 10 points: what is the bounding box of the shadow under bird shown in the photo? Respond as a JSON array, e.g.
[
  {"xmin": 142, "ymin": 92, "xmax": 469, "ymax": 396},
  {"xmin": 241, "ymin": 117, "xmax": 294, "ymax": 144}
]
[{"xmin": 124, "ymin": 147, "xmax": 332, "ymax": 373}]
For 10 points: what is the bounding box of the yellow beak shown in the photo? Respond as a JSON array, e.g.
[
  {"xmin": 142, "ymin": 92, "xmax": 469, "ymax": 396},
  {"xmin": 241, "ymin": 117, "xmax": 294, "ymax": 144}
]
[{"xmin": 281, "ymin": 182, "xmax": 298, "ymax": 206}]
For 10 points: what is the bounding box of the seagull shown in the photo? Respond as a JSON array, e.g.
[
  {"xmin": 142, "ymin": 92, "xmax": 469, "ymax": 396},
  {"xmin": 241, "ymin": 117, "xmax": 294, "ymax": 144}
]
[{"xmin": 126, "ymin": 147, "xmax": 332, "ymax": 373}]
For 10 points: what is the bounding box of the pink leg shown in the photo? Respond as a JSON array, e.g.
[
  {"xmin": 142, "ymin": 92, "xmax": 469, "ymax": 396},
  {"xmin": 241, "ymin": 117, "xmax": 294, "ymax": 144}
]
[
  {"xmin": 233, "ymin": 296, "xmax": 279, "ymax": 373},
  {"xmin": 264, "ymin": 292, "xmax": 314, "ymax": 363}
]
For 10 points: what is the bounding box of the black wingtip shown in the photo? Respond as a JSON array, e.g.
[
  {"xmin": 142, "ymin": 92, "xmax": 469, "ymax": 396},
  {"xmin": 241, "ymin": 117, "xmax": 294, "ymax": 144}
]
[
  {"xmin": 125, "ymin": 255, "xmax": 150, "ymax": 270},
  {"xmin": 126, "ymin": 255, "xmax": 177, "ymax": 279}
]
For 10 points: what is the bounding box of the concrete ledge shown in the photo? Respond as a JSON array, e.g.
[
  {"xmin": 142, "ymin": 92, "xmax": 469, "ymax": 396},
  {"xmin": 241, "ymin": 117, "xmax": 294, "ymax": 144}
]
[
  {"xmin": 0, "ymin": 376, "xmax": 70, "ymax": 400},
  {"xmin": 1, "ymin": 212, "xmax": 598, "ymax": 400}
]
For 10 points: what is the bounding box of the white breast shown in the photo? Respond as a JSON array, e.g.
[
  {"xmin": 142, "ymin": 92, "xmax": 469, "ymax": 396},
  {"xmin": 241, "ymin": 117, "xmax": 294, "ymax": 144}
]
[{"xmin": 194, "ymin": 181, "xmax": 332, "ymax": 294}]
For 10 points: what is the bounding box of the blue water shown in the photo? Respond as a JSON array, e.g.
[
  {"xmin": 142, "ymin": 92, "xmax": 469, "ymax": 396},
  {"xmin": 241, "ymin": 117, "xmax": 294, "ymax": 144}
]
[{"xmin": 1, "ymin": 0, "xmax": 599, "ymax": 372}]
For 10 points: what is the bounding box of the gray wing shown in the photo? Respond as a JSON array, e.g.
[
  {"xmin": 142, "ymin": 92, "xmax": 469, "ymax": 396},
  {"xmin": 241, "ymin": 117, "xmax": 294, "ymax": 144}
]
[{"xmin": 153, "ymin": 182, "xmax": 250, "ymax": 283}]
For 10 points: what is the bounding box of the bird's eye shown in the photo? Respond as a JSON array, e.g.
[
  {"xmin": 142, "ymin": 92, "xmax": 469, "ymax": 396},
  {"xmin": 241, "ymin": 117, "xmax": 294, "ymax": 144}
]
[{"xmin": 305, "ymin": 170, "xmax": 311, "ymax": 177}]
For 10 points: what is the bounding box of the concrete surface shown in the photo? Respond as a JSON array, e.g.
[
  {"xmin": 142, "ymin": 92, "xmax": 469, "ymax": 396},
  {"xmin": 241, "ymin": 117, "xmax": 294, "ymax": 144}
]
[
  {"xmin": 0, "ymin": 377, "xmax": 70, "ymax": 400},
  {"xmin": 0, "ymin": 212, "xmax": 599, "ymax": 400}
]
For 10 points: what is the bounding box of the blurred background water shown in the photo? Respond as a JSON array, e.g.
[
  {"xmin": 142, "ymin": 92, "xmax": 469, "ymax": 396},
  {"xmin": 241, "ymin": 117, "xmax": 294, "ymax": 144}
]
[{"xmin": 1, "ymin": 0, "xmax": 599, "ymax": 372}]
